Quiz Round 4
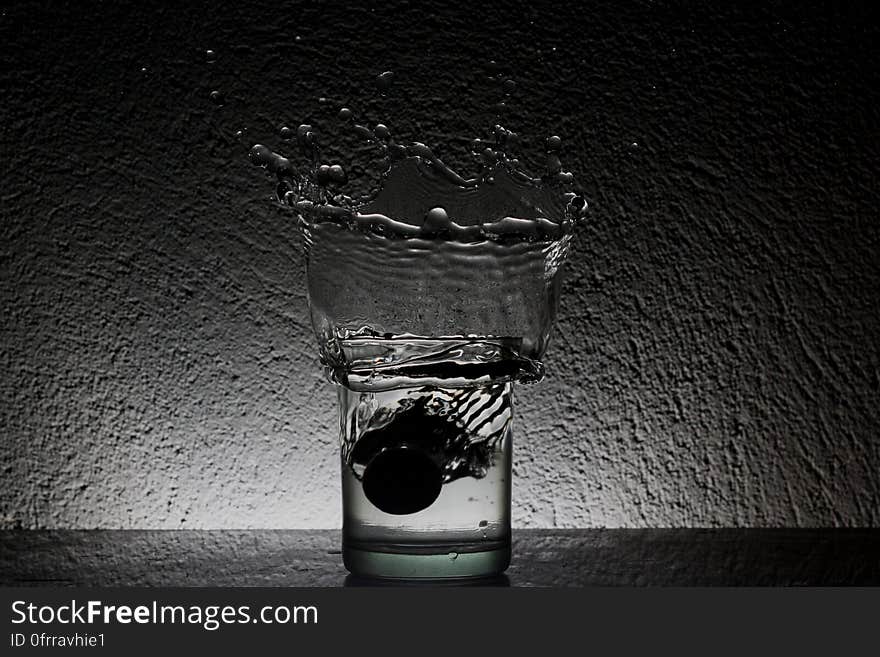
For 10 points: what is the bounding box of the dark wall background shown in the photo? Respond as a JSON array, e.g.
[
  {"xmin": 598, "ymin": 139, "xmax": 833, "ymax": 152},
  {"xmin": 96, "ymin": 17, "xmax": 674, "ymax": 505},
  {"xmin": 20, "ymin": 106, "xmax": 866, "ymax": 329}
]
[{"xmin": 1, "ymin": 1, "xmax": 878, "ymax": 529}]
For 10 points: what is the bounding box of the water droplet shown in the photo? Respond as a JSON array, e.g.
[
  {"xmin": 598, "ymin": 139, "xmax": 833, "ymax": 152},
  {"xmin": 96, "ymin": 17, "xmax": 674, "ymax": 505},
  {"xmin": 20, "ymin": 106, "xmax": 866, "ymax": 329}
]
[
  {"xmin": 328, "ymin": 164, "xmax": 347, "ymax": 185},
  {"xmin": 235, "ymin": 128, "xmax": 251, "ymax": 147},
  {"xmin": 422, "ymin": 206, "xmax": 450, "ymax": 233},
  {"xmin": 546, "ymin": 135, "xmax": 562, "ymax": 152},
  {"xmin": 493, "ymin": 124, "xmax": 515, "ymax": 146},
  {"xmin": 338, "ymin": 107, "xmax": 353, "ymax": 120},
  {"xmin": 295, "ymin": 35, "xmax": 302, "ymax": 42},
  {"xmin": 448, "ymin": 552, "xmax": 458, "ymax": 561},
  {"xmin": 353, "ymin": 124, "xmax": 374, "ymax": 141},
  {"xmin": 205, "ymin": 49, "xmax": 217, "ymax": 63},
  {"xmin": 316, "ymin": 164, "xmax": 331, "ymax": 185},
  {"xmin": 630, "ymin": 141, "xmax": 639, "ymax": 149},
  {"xmin": 374, "ymin": 124, "xmax": 390, "ymax": 140},
  {"xmin": 502, "ymin": 78, "xmax": 516, "ymax": 93},
  {"xmin": 279, "ymin": 126, "xmax": 293, "ymax": 140},
  {"xmin": 140, "ymin": 66, "xmax": 148, "ymax": 73},
  {"xmin": 297, "ymin": 124, "xmax": 316, "ymax": 148},
  {"xmin": 249, "ymin": 144, "xmax": 292, "ymax": 177},
  {"xmin": 248, "ymin": 144, "xmax": 270, "ymax": 165},
  {"xmin": 375, "ymin": 70, "xmax": 395, "ymax": 91},
  {"xmin": 209, "ymin": 90, "xmax": 224, "ymax": 106}
]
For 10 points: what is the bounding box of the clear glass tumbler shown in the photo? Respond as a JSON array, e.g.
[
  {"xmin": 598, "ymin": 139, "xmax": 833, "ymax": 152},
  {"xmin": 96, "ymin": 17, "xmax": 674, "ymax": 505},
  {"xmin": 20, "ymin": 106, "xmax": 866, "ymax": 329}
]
[{"xmin": 301, "ymin": 215, "xmax": 572, "ymax": 578}]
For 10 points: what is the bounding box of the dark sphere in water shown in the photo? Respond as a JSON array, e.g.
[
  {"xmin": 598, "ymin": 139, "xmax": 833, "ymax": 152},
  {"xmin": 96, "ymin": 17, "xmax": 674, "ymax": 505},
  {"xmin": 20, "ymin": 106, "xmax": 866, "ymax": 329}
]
[{"xmin": 362, "ymin": 447, "xmax": 443, "ymax": 515}]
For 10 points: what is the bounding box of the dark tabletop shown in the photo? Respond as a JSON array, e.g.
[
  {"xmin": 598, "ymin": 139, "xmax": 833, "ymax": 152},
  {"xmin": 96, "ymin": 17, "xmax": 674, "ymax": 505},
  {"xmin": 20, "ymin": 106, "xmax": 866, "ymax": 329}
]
[{"xmin": 1, "ymin": 530, "xmax": 878, "ymax": 587}]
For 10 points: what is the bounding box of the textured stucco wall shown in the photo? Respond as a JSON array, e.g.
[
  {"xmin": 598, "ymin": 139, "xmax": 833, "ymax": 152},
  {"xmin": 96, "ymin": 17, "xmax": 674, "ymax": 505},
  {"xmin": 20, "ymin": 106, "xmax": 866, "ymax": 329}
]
[{"xmin": 1, "ymin": 1, "xmax": 878, "ymax": 529}]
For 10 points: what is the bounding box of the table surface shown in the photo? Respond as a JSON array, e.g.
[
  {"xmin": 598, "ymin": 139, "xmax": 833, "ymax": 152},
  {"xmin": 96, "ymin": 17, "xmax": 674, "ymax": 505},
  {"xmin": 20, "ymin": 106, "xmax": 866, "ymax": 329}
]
[{"xmin": 2, "ymin": 530, "xmax": 878, "ymax": 587}]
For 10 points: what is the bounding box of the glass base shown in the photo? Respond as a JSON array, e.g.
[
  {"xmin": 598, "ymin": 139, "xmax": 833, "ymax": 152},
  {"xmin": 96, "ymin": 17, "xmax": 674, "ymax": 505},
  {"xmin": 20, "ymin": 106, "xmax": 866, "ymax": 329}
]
[{"xmin": 343, "ymin": 541, "xmax": 511, "ymax": 580}]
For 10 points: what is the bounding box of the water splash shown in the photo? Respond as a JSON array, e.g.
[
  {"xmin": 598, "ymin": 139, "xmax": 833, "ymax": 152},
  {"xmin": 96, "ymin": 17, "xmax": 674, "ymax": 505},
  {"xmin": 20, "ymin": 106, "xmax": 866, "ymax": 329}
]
[
  {"xmin": 248, "ymin": 112, "xmax": 588, "ymax": 243},
  {"xmin": 247, "ymin": 73, "xmax": 588, "ymax": 389}
]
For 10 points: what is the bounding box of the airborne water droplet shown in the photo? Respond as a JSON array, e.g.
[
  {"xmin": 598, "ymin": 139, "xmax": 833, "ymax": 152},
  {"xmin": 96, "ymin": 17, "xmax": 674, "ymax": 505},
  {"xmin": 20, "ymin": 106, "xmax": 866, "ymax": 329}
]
[
  {"xmin": 375, "ymin": 70, "xmax": 395, "ymax": 92},
  {"xmin": 205, "ymin": 49, "xmax": 217, "ymax": 63},
  {"xmin": 297, "ymin": 124, "xmax": 316, "ymax": 149},
  {"xmin": 328, "ymin": 164, "xmax": 347, "ymax": 185},
  {"xmin": 280, "ymin": 126, "xmax": 293, "ymax": 140},
  {"xmin": 338, "ymin": 107, "xmax": 353, "ymax": 120},
  {"xmin": 374, "ymin": 124, "xmax": 391, "ymax": 140},
  {"xmin": 209, "ymin": 90, "xmax": 224, "ymax": 106}
]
